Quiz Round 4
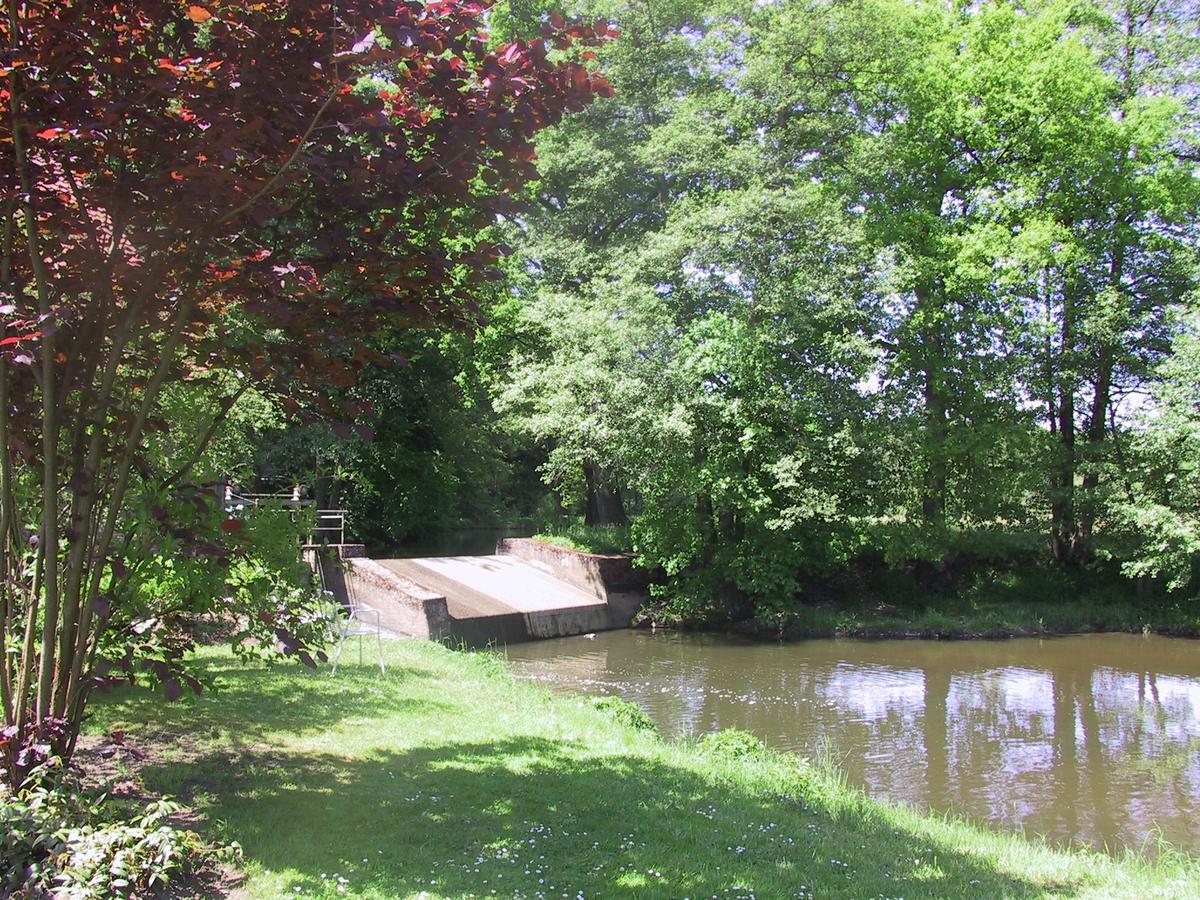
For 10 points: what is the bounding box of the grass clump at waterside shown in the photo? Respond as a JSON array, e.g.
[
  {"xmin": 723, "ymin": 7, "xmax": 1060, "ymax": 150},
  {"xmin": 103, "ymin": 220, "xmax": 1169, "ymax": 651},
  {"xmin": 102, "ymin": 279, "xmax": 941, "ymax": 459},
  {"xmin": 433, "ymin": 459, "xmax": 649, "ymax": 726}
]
[
  {"xmin": 532, "ymin": 521, "xmax": 632, "ymax": 555},
  {"xmin": 84, "ymin": 640, "xmax": 1198, "ymax": 899}
]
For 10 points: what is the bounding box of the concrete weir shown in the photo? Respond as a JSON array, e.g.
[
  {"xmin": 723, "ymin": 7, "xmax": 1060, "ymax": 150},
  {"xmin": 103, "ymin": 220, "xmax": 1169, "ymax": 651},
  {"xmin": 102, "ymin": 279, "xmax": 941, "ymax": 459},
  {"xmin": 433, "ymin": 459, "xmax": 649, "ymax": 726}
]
[{"xmin": 312, "ymin": 538, "xmax": 646, "ymax": 645}]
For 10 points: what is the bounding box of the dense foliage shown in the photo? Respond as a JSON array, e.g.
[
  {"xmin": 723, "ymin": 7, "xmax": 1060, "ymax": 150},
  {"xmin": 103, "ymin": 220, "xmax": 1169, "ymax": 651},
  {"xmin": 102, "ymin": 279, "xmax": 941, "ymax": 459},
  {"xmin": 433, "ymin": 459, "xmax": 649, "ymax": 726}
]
[
  {"xmin": 1, "ymin": 759, "xmax": 236, "ymax": 898},
  {"xmin": 250, "ymin": 326, "xmax": 549, "ymax": 547},
  {"xmin": 0, "ymin": 0, "xmax": 608, "ymax": 783},
  {"xmin": 488, "ymin": 0, "xmax": 1200, "ymax": 622}
]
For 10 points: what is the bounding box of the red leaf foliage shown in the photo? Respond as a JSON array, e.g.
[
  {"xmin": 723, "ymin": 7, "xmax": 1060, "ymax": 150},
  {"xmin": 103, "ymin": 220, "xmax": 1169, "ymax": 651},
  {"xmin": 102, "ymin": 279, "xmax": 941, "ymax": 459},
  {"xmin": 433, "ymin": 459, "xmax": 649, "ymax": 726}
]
[
  {"xmin": 0, "ymin": 6, "xmax": 611, "ymax": 732},
  {"xmin": 0, "ymin": 0, "xmax": 613, "ymax": 435}
]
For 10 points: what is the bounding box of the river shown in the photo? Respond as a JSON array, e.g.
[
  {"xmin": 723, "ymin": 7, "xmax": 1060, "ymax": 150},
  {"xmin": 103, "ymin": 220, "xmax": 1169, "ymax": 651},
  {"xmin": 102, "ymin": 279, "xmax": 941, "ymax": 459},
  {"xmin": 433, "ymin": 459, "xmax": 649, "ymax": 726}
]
[{"xmin": 504, "ymin": 630, "xmax": 1200, "ymax": 855}]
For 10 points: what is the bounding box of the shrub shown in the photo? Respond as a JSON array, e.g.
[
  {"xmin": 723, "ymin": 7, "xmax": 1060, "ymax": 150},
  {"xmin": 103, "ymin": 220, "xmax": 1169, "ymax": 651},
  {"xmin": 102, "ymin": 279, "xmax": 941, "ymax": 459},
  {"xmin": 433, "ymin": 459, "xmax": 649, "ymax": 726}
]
[
  {"xmin": 0, "ymin": 761, "xmax": 239, "ymax": 898},
  {"xmin": 591, "ymin": 696, "xmax": 657, "ymax": 733},
  {"xmin": 697, "ymin": 728, "xmax": 766, "ymax": 759}
]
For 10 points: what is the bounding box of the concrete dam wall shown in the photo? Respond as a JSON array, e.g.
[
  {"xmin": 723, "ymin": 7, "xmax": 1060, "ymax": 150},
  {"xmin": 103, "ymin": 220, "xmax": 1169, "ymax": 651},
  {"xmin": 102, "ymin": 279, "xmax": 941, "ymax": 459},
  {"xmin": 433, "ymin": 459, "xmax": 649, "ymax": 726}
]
[{"xmin": 314, "ymin": 538, "xmax": 647, "ymax": 645}]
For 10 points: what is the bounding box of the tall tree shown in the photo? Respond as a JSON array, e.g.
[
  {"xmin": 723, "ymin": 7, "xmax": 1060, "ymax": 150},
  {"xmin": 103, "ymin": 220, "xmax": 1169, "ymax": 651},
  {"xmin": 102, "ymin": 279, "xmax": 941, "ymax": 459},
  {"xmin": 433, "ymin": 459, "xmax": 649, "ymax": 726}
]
[
  {"xmin": 492, "ymin": 0, "xmax": 721, "ymax": 525},
  {"xmin": 496, "ymin": 0, "xmax": 881, "ymax": 616},
  {"xmin": 0, "ymin": 0, "xmax": 608, "ymax": 783},
  {"xmin": 750, "ymin": 0, "xmax": 1198, "ymax": 555},
  {"xmin": 1008, "ymin": 0, "xmax": 1200, "ymax": 562},
  {"xmin": 500, "ymin": 0, "xmax": 1199, "ymax": 621},
  {"xmin": 1115, "ymin": 311, "xmax": 1200, "ymax": 591}
]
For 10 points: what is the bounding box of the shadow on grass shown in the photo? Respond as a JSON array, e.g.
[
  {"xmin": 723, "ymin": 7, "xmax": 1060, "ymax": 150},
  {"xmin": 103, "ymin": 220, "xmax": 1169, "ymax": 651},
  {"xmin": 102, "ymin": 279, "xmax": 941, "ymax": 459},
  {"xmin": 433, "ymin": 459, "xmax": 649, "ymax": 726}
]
[
  {"xmin": 136, "ymin": 736, "xmax": 1078, "ymax": 899},
  {"xmin": 86, "ymin": 658, "xmax": 447, "ymax": 752}
]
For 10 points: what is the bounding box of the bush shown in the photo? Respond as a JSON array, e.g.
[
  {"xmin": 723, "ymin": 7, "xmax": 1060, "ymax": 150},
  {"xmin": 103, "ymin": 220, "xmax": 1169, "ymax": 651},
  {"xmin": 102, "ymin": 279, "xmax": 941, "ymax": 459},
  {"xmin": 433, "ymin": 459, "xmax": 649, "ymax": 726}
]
[
  {"xmin": 0, "ymin": 761, "xmax": 239, "ymax": 899},
  {"xmin": 591, "ymin": 696, "xmax": 657, "ymax": 733},
  {"xmin": 697, "ymin": 728, "xmax": 766, "ymax": 759}
]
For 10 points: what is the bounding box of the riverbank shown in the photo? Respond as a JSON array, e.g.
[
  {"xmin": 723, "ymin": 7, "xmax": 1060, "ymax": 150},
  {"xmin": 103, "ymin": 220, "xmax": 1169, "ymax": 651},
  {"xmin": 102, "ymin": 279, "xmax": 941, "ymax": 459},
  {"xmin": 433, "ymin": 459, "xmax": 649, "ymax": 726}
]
[
  {"xmin": 83, "ymin": 640, "xmax": 1198, "ymax": 898},
  {"xmin": 526, "ymin": 526, "xmax": 1200, "ymax": 640},
  {"xmin": 638, "ymin": 557, "xmax": 1200, "ymax": 640},
  {"xmin": 645, "ymin": 593, "xmax": 1200, "ymax": 641}
]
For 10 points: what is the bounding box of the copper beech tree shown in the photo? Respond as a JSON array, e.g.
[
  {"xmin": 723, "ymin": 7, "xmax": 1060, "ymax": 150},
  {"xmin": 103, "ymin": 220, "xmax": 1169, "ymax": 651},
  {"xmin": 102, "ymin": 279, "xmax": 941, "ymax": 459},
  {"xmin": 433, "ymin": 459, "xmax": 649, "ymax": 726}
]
[{"xmin": 0, "ymin": 0, "xmax": 611, "ymax": 783}]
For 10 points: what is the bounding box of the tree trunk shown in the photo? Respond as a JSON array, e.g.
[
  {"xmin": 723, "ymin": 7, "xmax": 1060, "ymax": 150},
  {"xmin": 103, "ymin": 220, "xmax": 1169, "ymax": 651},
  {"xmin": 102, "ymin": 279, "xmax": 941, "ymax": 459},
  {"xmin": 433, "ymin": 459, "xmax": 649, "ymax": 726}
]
[
  {"xmin": 1074, "ymin": 346, "xmax": 1113, "ymax": 561},
  {"xmin": 921, "ymin": 362, "xmax": 948, "ymax": 526},
  {"xmin": 1051, "ymin": 282, "xmax": 1077, "ymax": 564},
  {"xmin": 583, "ymin": 462, "xmax": 627, "ymax": 526},
  {"xmin": 916, "ymin": 285, "xmax": 947, "ymax": 526},
  {"xmin": 715, "ymin": 506, "xmax": 751, "ymax": 620},
  {"xmin": 1074, "ymin": 243, "xmax": 1123, "ymax": 561},
  {"xmin": 1051, "ymin": 390, "xmax": 1077, "ymax": 563}
]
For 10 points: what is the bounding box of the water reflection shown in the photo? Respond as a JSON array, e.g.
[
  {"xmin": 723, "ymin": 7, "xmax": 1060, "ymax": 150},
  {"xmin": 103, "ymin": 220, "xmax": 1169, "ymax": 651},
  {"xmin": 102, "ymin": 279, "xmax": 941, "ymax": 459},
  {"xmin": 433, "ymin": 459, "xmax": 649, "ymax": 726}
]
[{"xmin": 504, "ymin": 631, "xmax": 1200, "ymax": 854}]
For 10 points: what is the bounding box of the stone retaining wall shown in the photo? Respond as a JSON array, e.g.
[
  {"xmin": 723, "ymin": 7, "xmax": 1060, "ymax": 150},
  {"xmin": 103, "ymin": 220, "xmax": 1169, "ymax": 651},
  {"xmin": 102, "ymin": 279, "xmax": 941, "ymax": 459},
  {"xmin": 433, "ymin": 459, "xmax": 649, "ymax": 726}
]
[
  {"xmin": 314, "ymin": 549, "xmax": 451, "ymax": 639},
  {"xmin": 494, "ymin": 537, "xmax": 648, "ymax": 608}
]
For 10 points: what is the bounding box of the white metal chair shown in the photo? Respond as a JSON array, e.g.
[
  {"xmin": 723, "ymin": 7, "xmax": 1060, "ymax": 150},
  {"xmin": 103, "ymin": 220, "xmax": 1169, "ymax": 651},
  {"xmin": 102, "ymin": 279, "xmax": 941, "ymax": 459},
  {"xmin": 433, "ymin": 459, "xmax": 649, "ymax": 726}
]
[{"xmin": 328, "ymin": 598, "xmax": 386, "ymax": 675}]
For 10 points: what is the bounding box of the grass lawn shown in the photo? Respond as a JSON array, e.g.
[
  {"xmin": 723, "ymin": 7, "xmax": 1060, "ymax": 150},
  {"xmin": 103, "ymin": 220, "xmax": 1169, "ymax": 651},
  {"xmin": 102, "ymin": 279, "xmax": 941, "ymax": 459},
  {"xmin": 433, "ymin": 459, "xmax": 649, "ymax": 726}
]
[
  {"xmin": 84, "ymin": 639, "xmax": 1199, "ymax": 899},
  {"xmin": 530, "ymin": 524, "xmax": 632, "ymax": 556}
]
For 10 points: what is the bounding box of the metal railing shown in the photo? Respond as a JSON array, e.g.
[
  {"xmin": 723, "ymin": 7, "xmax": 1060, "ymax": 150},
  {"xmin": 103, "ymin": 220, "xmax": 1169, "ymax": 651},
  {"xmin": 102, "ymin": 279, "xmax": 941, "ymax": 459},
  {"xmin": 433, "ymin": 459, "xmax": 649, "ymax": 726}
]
[
  {"xmin": 225, "ymin": 488, "xmax": 307, "ymax": 508},
  {"xmin": 310, "ymin": 509, "xmax": 347, "ymax": 547},
  {"xmin": 223, "ymin": 486, "xmax": 350, "ymax": 546}
]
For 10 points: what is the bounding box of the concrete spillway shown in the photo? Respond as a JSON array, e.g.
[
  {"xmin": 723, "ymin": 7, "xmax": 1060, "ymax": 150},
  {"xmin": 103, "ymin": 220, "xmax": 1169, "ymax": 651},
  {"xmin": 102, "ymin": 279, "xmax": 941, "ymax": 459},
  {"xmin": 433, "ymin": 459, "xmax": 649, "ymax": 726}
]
[
  {"xmin": 314, "ymin": 538, "xmax": 646, "ymax": 645},
  {"xmin": 380, "ymin": 556, "xmax": 602, "ymax": 618}
]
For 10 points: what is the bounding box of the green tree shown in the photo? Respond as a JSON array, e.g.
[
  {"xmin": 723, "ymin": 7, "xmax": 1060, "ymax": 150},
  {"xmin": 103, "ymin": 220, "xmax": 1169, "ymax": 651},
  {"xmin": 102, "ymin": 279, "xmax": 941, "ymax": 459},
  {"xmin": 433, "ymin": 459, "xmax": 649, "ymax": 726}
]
[
  {"xmin": 493, "ymin": 0, "xmax": 727, "ymax": 525},
  {"xmin": 498, "ymin": 0, "xmax": 1199, "ymax": 621},
  {"xmin": 496, "ymin": 0, "xmax": 880, "ymax": 616},
  {"xmin": 1000, "ymin": 0, "xmax": 1200, "ymax": 562},
  {"xmin": 1113, "ymin": 312, "xmax": 1200, "ymax": 591}
]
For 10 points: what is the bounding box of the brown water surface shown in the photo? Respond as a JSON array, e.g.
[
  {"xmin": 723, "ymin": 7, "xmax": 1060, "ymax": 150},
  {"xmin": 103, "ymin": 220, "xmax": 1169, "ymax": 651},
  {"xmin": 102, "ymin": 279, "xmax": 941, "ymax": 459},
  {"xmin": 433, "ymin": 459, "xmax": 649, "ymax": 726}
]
[{"xmin": 504, "ymin": 631, "xmax": 1200, "ymax": 855}]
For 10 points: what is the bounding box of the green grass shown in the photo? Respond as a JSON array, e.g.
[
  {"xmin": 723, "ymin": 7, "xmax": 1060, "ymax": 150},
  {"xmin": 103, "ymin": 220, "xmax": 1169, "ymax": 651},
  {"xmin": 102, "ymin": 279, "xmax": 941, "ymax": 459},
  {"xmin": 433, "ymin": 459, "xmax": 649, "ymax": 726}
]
[
  {"xmin": 84, "ymin": 641, "xmax": 1200, "ymax": 899},
  {"xmin": 531, "ymin": 522, "xmax": 632, "ymax": 555}
]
